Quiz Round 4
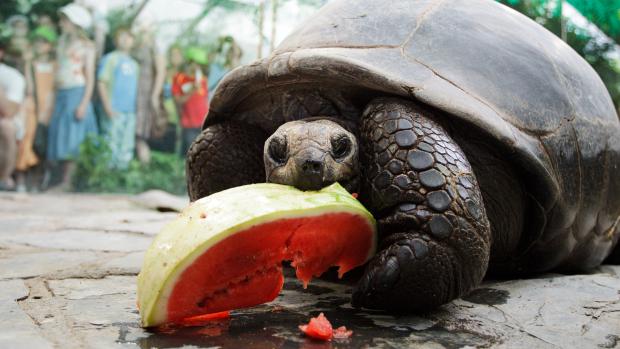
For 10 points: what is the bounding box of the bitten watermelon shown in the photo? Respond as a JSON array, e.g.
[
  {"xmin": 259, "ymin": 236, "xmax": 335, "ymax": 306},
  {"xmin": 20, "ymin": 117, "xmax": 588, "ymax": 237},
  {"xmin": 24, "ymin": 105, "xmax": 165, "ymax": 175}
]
[{"xmin": 137, "ymin": 183, "xmax": 377, "ymax": 327}]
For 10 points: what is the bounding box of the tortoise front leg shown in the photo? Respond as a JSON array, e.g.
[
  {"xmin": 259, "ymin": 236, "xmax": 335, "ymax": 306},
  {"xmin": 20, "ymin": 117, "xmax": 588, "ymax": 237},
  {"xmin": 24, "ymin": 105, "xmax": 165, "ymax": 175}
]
[
  {"xmin": 186, "ymin": 122, "xmax": 267, "ymax": 201},
  {"xmin": 353, "ymin": 98, "xmax": 491, "ymax": 311}
]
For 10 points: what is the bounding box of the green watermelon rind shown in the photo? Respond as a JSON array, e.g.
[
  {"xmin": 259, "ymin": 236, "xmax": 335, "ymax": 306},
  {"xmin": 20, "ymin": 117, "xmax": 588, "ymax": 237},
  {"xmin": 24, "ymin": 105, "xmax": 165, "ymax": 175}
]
[{"xmin": 137, "ymin": 182, "xmax": 376, "ymax": 327}]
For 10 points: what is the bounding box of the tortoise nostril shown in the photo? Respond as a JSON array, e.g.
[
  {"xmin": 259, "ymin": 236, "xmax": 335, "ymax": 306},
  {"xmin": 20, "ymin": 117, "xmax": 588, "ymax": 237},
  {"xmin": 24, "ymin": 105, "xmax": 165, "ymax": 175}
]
[
  {"xmin": 302, "ymin": 160, "xmax": 322, "ymax": 174},
  {"xmin": 296, "ymin": 159, "xmax": 325, "ymax": 191}
]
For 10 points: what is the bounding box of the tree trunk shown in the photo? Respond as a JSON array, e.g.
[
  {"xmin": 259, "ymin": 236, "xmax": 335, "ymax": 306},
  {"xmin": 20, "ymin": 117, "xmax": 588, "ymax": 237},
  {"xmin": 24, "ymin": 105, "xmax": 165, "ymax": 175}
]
[
  {"xmin": 559, "ymin": 0, "xmax": 567, "ymax": 42},
  {"xmin": 270, "ymin": 0, "xmax": 279, "ymax": 52},
  {"xmin": 127, "ymin": 0, "xmax": 151, "ymax": 25},
  {"xmin": 257, "ymin": 1, "xmax": 266, "ymax": 59}
]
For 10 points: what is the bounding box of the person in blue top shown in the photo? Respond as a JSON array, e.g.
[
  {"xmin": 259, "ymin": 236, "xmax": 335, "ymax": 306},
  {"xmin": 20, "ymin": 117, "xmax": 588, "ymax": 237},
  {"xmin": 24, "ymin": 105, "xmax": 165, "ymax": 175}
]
[{"xmin": 97, "ymin": 27, "xmax": 139, "ymax": 169}]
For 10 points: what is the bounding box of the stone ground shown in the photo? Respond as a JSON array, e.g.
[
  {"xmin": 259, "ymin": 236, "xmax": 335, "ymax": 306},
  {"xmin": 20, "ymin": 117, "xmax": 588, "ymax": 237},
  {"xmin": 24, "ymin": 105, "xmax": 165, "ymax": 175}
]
[{"xmin": 0, "ymin": 191, "xmax": 619, "ymax": 349}]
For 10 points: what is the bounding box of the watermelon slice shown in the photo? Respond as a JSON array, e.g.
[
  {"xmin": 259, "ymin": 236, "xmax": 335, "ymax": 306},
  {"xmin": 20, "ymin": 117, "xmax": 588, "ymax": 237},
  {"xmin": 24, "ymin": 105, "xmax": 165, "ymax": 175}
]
[{"xmin": 137, "ymin": 182, "xmax": 376, "ymax": 327}]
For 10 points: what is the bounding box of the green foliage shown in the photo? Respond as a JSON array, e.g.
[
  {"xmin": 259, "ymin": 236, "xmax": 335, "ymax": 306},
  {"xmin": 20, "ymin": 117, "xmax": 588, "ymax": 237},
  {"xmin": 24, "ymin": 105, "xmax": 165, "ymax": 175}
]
[
  {"xmin": 0, "ymin": 2, "xmax": 21, "ymax": 22},
  {"xmin": 567, "ymin": 0, "xmax": 620, "ymax": 42},
  {"xmin": 73, "ymin": 136, "xmax": 186, "ymax": 195},
  {"xmin": 105, "ymin": 8, "xmax": 135, "ymax": 40},
  {"xmin": 0, "ymin": 0, "xmax": 71, "ymax": 23},
  {"xmin": 295, "ymin": 0, "xmax": 328, "ymax": 6},
  {"xmin": 174, "ymin": 0, "xmax": 254, "ymax": 45},
  {"xmin": 567, "ymin": 29, "xmax": 620, "ymax": 107}
]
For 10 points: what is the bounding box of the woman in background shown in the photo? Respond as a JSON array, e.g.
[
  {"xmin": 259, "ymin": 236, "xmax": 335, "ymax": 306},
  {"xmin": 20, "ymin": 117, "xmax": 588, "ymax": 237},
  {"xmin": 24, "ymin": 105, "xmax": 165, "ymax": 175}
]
[
  {"xmin": 147, "ymin": 44, "xmax": 184, "ymax": 154},
  {"xmin": 5, "ymin": 15, "xmax": 30, "ymax": 72},
  {"xmin": 16, "ymin": 26, "xmax": 57, "ymax": 192},
  {"xmin": 133, "ymin": 19, "xmax": 166, "ymax": 163},
  {"xmin": 46, "ymin": 4, "xmax": 98, "ymax": 191}
]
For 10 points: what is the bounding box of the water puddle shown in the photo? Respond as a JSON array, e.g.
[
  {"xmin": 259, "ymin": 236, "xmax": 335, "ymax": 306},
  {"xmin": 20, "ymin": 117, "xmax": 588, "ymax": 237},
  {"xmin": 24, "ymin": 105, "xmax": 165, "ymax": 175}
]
[{"xmin": 118, "ymin": 270, "xmax": 492, "ymax": 348}]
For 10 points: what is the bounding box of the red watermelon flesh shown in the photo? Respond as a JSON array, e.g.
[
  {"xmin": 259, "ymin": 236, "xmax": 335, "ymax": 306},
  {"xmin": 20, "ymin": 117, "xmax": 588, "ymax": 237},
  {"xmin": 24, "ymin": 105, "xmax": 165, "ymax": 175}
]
[
  {"xmin": 137, "ymin": 183, "xmax": 376, "ymax": 327},
  {"xmin": 167, "ymin": 213, "xmax": 372, "ymax": 323}
]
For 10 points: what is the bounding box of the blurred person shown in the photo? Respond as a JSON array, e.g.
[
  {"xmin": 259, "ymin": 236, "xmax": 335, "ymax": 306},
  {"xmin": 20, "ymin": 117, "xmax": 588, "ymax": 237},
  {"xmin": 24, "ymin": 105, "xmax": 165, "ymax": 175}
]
[
  {"xmin": 165, "ymin": 45, "xmax": 184, "ymax": 120},
  {"xmin": 26, "ymin": 25, "xmax": 57, "ymax": 150},
  {"xmin": 6, "ymin": 15, "xmax": 30, "ymax": 72},
  {"xmin": 164, "ymin": 45, "xmax": 185, "ymax": 118},
  {"xmin": 16, "ymin": 26, "xmax": 58, "ymax": 192},
  {"xmin": 133, "ymin": 18, "xmax": 166, "ymax": 163},
  {"xmin": 208, "ymin": 36, "xmax": 242, "ymax": 98},
  {"xmin": 0, "ymin": 37, "xmax": 26, "ymax": 191},
  {"xmin": 47, "ymin": 3, "xmax": 98, "ymax": 191},
  {"xmin": 169, "ymin": 46, "xmax": 185, "ymax": 74},
  {"xmin": 97, "ymin": 27, "xmax": 139, "ymax": 169},
  {"xmin": 154, "ymin": 44, "xmax": 184, "ymax": 153},
  {"xmin": 36, "ymin": 14, "xmax": 56, "ymax": 29},
  {"xmin": 172, "ymin": 47, "xmax": 209, "ymax": 156}
]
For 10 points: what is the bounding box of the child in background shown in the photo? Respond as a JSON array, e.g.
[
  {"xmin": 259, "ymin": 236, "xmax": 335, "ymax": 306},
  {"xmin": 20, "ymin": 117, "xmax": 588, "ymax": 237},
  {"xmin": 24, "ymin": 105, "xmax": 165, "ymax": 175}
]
[
  {"xmin": 47, "ymin": 4, "xmax": 98, "ymax": 191},
  {"xmin": 0, "ymin": 36, "xmax": 26, "ymax": 191},
  {"xmin": 27, "ymin": 26, "xmax": 57, "ymax": 155},
  {"xmin": 208, "ymin": 36, "xmax": 242, "ymax": 99},
  {"xmin": 16, "ymin": 26, "xmax": 57, "ymax": 191},
  {"xmin": 172, "ymin": 47, "xmax": 209, "ymax": 156},
  {"xmin": 5, "ymin": 15, "xmax": 30, "ymax": 72},
  {"xmin": 97, "ymin": 28, "xmax": 139, "ymax": 169},
  {"xmin": 133, "ymin": 19, "xmax": 166, "ymax": 163},
  {"xmin": 165, "ymin": 45, "xmax": 183, "ymax": 150},
  {"xmin": 148, "ymin": 45, "xmax": 184, "ymax": 153}
]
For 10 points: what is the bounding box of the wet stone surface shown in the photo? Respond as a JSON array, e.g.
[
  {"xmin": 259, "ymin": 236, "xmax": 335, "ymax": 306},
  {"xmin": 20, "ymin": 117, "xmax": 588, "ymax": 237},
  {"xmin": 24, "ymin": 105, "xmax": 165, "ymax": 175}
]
[{"xmin": 1, "ymin": 192, "xmax": 620, "ymax": 348}]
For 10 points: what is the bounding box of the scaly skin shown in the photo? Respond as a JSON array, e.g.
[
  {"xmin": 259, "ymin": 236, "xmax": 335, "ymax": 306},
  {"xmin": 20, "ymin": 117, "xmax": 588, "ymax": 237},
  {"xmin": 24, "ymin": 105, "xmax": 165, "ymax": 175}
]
[
  {"xmin": 353, "ymin": 98, "xmax": 492, "ymax": 311},
  {"xmin": 187, "ymin": 122, "xmax": 267, "ymax": 201}
]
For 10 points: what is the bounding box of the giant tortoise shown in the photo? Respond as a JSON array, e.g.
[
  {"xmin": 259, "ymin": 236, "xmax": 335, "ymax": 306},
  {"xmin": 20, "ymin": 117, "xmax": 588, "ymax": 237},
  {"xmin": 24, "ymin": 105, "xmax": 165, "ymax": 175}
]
[{"xmin": 186, "ymin": 0, "xmax": 620, "ymax": 310}]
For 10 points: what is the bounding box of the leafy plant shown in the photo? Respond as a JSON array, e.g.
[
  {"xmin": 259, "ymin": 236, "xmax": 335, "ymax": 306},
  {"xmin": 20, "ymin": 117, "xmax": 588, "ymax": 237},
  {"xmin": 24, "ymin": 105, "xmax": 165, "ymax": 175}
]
[
  {"xmin": 0, "ymin": 0, "xmax": 72, "ymax": 23},
  {"xmin": 73, "ymin": 136, "xmax": 186, "ymax": 195},
  {"xmin": 567, "ymin": 0, "xmax": 620, "ymax": 42}
]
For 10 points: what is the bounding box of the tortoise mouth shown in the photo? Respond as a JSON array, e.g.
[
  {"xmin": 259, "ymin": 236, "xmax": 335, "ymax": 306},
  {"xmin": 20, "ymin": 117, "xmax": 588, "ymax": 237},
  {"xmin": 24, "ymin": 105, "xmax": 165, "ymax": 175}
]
[
  {"xmin": 293, "ymin": 173, "xmax": 326, "ymax": 192},
  {"xmin": 268, "ymin": 175, "xmax": 359, "ymax": 195},
  {"xmin": 281, "ymin": 173, "xmax": 359, "ymax": 194},
  {"xmin": 337, "ymin": 175, "xmax": 360, "ymax": 195}
]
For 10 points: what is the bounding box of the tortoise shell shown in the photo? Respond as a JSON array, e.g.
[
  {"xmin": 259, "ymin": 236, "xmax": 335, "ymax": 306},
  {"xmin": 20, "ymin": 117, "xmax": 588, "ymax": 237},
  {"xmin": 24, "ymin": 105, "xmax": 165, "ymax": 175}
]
[{"xmin": 205, "ymin": 0, "xmax": 620, "ymax": 271}]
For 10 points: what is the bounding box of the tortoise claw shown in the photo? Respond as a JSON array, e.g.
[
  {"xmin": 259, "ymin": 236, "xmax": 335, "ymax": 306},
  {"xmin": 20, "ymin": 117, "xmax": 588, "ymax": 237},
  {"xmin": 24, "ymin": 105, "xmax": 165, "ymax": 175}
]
[
  {"xmin": 352, "ymin": 248, "xmax": 401, "ymax": 307},
  {"xmin": 353, "ymin": 235, "xmax": 433, "ymax": 310}
]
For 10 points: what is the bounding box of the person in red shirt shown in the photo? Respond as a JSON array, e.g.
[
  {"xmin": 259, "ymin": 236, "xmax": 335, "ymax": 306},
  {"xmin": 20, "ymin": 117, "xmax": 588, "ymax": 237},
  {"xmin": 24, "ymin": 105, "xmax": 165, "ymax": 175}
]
[{"xmin": 172, "ymin": 47, "xmax": 209, "ymax": 156}]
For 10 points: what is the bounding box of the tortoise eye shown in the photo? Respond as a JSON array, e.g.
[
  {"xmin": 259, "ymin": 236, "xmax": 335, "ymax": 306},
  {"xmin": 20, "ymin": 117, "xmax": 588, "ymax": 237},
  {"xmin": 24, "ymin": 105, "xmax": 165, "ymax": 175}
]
[
  {"xmin": 331, "ymin": 135, "xmax": 351, "ymax": 159},
  {"xmin": 268, "ymin": 136, "xmax": 288, "ymax": 164}
]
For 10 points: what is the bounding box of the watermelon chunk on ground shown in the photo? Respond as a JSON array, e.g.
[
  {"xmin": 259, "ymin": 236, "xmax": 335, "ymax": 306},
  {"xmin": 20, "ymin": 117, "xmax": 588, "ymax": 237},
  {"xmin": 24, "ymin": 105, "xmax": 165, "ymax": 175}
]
[
  {"xmin": 299, "ymin": 313, "xmax": 353, "ymax": 341},
  {"xmin": 137, "ymin": 183, "xmax": 376, "ymax": 327},
  {"xmin": 299, "ymin": 313, "xmax": 333, "ymax": 340}
]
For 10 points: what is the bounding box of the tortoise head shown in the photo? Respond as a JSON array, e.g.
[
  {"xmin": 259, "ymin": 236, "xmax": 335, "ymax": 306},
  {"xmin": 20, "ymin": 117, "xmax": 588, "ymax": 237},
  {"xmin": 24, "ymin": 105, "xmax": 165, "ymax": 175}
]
[{"xmin": 264, "ymin": 118, "xmax": 359, "ymax": 192}]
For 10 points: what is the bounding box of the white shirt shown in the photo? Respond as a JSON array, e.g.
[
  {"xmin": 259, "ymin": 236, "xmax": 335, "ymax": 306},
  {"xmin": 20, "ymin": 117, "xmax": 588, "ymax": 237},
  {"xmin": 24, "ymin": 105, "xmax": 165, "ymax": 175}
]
[
  {"xmin": 0, "ymin": 63, "xmax": 25, "ymax": 114},
  {"xmin": 0, "ymin": 63, "xmax": 26, "ymax": 139}
]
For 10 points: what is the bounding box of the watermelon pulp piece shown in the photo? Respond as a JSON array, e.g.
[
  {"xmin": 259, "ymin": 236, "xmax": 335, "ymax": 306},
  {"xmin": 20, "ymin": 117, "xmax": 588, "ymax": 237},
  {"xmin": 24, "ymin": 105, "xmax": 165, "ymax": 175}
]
[
  {"xmin": 333, "ymin": 326, "xmax": 353, "ymax": 339},
  {"xmin": 299, "ymin": 313, "xmax": 353, "ymax": 341},
  {"xmin": 299, "ymin": 313, "xmax": 333, "ymax": 340},
  {"xmin": 137, "ymin": 183, "xmax": 376, "ymax": 327}
]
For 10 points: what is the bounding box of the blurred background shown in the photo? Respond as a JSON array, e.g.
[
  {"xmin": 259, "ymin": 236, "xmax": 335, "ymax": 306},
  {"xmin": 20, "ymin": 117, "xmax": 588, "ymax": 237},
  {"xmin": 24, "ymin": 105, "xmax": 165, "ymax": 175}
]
[{"xmin": 0, "ymin": 0, "xmax": 617, "ymax": 196}]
